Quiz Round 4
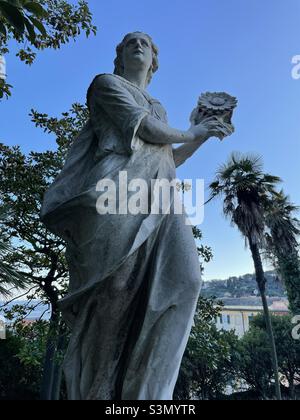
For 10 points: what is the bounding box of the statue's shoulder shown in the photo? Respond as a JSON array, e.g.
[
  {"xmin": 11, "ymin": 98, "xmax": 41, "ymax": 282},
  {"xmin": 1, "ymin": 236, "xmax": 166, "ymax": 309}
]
[
  {"xmin": 90, "ymin": 73, "xmax": 130, "ymax": 90},
  {"xmin": 87, "ymin": 74, "xmax": 166, "ymax": 118},
  {"xmin": 87, "ymin": 73, "xmax": 132, "ymax": 104}
]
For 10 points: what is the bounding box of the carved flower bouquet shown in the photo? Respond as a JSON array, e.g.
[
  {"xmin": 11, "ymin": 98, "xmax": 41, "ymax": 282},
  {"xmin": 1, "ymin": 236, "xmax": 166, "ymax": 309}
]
[{"xmin": 191, "ymin": 92, "xmax": 238, "ymax": 140}]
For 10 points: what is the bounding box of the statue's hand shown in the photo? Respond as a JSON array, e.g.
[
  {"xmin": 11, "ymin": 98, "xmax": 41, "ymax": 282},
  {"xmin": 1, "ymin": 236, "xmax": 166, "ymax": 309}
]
[
  {"xmin": 207, "ymin": 116, "xmax": 235, "ymax": 141},
  {"xmin": 188, "ymin": 115, "xmax": 232, "ymax": 142}
]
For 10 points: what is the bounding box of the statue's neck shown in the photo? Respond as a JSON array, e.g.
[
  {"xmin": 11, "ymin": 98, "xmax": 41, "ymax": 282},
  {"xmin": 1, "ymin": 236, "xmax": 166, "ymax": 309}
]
[{"xmin": 122, "ymin": 69, "xmax": 148, "ymax": 90}]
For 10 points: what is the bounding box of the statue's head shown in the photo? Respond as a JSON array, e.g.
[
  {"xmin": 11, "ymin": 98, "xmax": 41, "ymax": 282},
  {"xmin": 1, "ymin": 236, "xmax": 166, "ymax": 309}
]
[{"xmin": 114, "ymin": 32, "xmax": 159, "ymax": 86}]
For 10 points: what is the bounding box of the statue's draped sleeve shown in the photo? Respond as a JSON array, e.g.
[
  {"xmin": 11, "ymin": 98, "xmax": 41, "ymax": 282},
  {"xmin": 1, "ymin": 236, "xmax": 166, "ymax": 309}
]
[
  {"xmin": 40, "ymin": 121, "xmax": 98, "ymax": 235},
  {"xmin": 88, "ymin": 74, "xmax": 150, "ymax": 156},
  {"xmin": 40, "ymin": 74, "xmax": 150, "ymax": 236}
]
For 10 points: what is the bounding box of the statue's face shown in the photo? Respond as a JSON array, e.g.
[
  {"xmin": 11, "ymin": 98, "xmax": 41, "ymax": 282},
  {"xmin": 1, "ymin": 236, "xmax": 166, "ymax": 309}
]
[{"xmin": 122, "ymin": 33, "xmax": 153, "ymax": 73}]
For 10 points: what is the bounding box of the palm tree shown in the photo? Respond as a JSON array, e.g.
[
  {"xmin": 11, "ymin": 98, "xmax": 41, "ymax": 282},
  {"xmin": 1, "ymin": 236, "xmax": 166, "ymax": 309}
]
[
  {"xmin": 265, "ymin": 191, "xmax": 300, "ymax": 316},
  {"xmin": 209, "ymin": 153, "xmax": 282, "ymax": 400},
  {"xmin": 0, "ymin": 206, "xmax": 28, "ymax": 297}
]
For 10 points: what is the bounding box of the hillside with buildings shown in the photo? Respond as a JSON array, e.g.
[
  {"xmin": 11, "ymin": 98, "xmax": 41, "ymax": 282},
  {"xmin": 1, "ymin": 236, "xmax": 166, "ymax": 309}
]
[
  {"xmin": 202, "ymin": 271, "xmax": 286, "ymax": 299},
  {"xmin": 202, "ymin": 271, "xmax": 289, "ymax": 338}
]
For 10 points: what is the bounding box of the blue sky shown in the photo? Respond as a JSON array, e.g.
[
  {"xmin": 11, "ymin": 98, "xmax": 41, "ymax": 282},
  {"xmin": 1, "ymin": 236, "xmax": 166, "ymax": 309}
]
[{"xmin": 0, "ymin": 0, "xmax": 299, "ymax": 281}]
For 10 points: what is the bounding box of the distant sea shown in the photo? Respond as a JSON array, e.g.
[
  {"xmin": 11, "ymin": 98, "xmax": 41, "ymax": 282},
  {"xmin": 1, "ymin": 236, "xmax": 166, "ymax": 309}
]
[{"xmin": 0, "ymin": 300, "xmax": 51, "ymax": 321}]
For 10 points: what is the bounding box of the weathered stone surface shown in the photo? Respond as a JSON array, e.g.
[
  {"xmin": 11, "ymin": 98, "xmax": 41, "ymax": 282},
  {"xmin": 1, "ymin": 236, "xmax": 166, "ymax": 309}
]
[{"xmin": 41, "ymin": 32, "xmax": 233, "ymax": 400}]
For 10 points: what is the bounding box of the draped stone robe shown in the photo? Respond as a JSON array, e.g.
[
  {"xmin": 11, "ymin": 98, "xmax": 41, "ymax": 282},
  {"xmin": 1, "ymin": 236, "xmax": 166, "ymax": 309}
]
[{"xmin": 40, "ymin": 74, "xmax": 202, "ymax": 400}]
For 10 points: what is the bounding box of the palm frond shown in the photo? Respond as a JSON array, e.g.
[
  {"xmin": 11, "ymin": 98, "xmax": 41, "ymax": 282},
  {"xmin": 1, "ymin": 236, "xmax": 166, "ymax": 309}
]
[
  {"xmin": 265, "ymin": 190, "xmax": 300, "ymax": 254},
  {"xmin": 209, "ymin": 152, "xmax": 282, "ymax": 247}
]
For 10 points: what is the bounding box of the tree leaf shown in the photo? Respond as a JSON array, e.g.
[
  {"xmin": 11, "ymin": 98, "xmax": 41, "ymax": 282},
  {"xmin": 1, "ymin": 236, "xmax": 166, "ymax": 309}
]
[
  {"xmin": 0, "ymin": 1, "xmax": 25, "ymax": 34},
  {"xmin": 23, "ymin": 16, "xmax": 35, "ymax": 42},
  {"xmin": 23, "ymin": 2, "xmax": 47, "ymax": 18},
  {"xmin": 28, "ymin": 15, "xmax": 46, "ymax": 37},
  {"xmin": 0, "ymin": 20, "xmax": 7, "ymax": 36}
]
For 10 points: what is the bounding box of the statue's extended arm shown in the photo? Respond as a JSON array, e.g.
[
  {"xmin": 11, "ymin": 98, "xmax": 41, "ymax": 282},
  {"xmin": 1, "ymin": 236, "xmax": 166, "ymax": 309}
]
[
  {"xmin": 137, "ymin": 114, "xmax": 227, "ymax": 146},
  {"xmin": 172, "ymin": 137, "xmax": 208, "ymax": 168},
  {"xmin": 137, "ymin": 114, "xmax": 204, "ymax": 145},
  {"xmin": 138, "ymin": 114, "xmax": 229, "ymax": 169}
]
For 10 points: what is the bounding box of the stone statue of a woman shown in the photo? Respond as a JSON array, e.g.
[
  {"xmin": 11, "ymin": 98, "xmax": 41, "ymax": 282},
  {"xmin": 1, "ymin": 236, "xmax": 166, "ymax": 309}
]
[{"xmin": 40, "ymin": 32, "xmax": 232, "ymax": 400}]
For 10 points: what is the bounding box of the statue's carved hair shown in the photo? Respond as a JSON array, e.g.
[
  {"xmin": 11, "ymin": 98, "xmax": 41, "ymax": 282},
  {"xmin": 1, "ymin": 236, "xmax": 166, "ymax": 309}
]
[{"xmin": 114, "ymin": 32, "xmax": 159, "ymax": 86}]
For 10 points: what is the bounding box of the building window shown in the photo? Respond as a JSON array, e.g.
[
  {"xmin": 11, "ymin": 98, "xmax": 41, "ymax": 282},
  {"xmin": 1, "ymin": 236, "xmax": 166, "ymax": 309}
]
[
  {"xmin": 227, "ymin": 315, "xmax": 231, "ymax": 324},
  {"xmin": 219, "ymin": 315, "xmax": 223, "ymax": 324}
]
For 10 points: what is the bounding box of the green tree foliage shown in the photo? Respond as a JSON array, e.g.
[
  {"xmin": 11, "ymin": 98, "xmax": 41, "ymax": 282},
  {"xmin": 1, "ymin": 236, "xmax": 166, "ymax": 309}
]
[
  {"xmin": 237, "ymin": 314, "xmax": 300, "ymax": 400},
  {"xmin": 0, "ymin": 330, "xmax": 39, "ymax": 399},
  {"xmin": 192, "ymin": 226, "xmax": 213, "ymax": 273},
  {"xmin": 237, "ymin": 324, "xmax": 274, "ymax": 399},
  {"xmin": 277, "ymin": 255, "xmax": 300, "ymax": 316},
  {"xmin": 0, "ymin": 0, "xmax": 47, "ymax": 38},
  {"xmin": 265, "ymin": 192, "xmax": 300, "ymax": 315},
  {"xmin": 0, "ymin": 103, "xmax": 88, "ymax": 399},
  {"xmin": 0, "ymin": 311, "xmax": 48, "ymax": 400},
  {"xmin": 174, "ymin": 297, "xmax": 239, "ymax": 400},
  {"xmin": 0, "ymin": 0, "xmax": 97, "ymax": 98},
  {"xmin": 0, "ymin": 303, "xmax": 69, "ymax": 400},
  {"xmin": 0, "ymin": 103, "xmax": 88, "ymax": 302},
  {"xmin": 0, "ymin": 205, "xmax": 29, "ymax": 297},
  {"xmin": 251, "ymin": 314, "xmax": 300, "ymax": 399}
]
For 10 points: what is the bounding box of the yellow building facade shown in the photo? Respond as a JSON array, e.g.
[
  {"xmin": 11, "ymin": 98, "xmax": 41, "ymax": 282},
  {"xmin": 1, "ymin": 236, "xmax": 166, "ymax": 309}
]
[{"xmin": 216, "ymin": 301, "xmax": 289, "ymax": 338}]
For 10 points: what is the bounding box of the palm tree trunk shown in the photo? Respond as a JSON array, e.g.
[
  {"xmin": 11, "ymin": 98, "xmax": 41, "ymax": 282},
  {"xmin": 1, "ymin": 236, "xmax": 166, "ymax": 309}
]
[{"xmin": 249, "ymin": 240, "xmax": 282, "ymax": 400}]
